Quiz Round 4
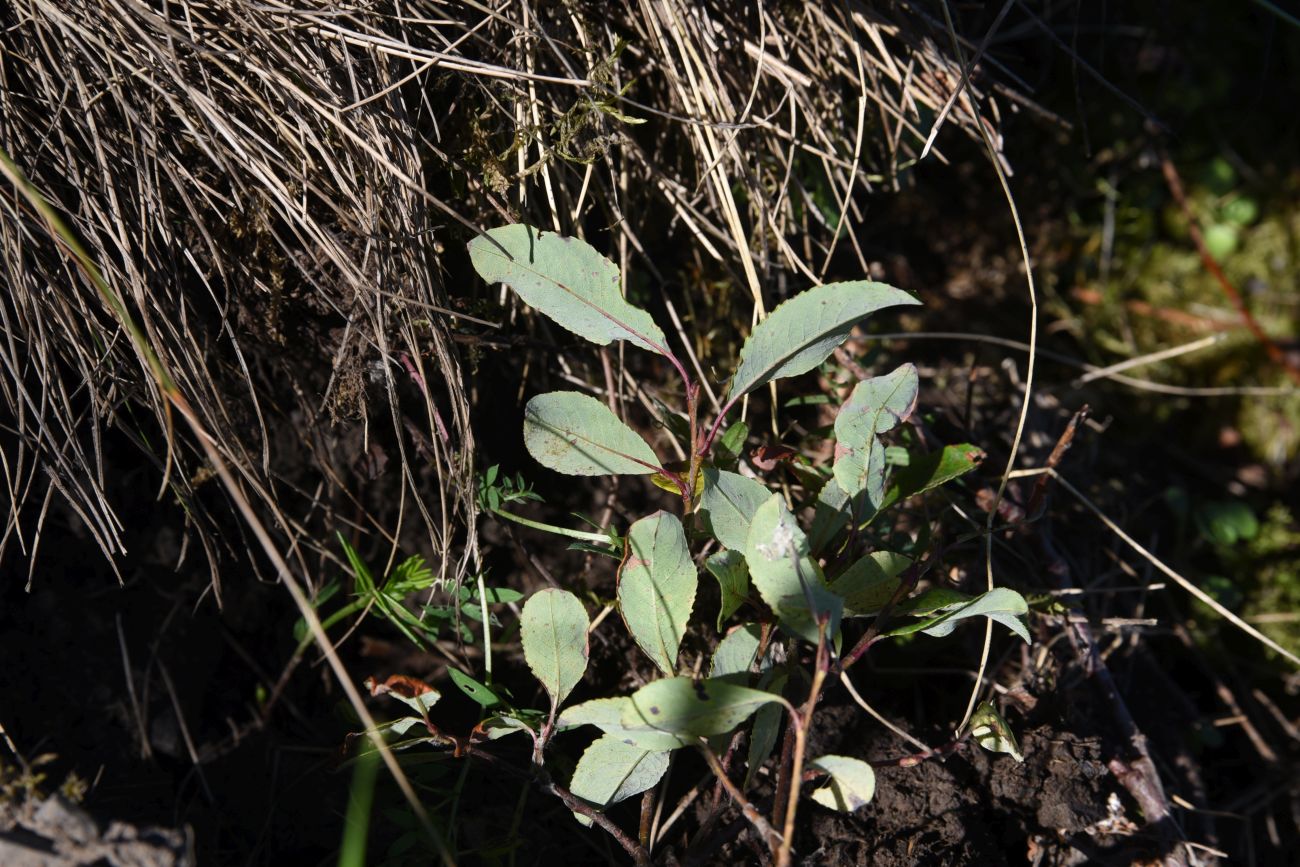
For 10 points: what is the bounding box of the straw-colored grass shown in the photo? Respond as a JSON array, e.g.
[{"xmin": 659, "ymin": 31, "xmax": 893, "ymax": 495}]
[{"xmin": 0, "ymin": 0, "xmax": 1012, "ymax": 598}]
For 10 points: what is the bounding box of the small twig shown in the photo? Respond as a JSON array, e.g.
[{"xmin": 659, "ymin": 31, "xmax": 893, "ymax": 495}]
[
  {"xmin": 1027, "ymin": 405, "xmax": 1088, "ymax": 518},
  {"xmin": 1009, "ymin": 467, "xmax": 1300, "ymax": 669},
  {"xmin": 776, "ymin": 622, "xmax": 830, "ymax": 867},
  {"xmin": 547, "ymin": 779, "xmax": 652, "ymax": 867},
  {"xmin": 699, "ymin": 741, "xmax": 782, "ymax": 852},
  {"xmin": 839, "ymin": 669, "xmax": 932, "ymax": 753}
]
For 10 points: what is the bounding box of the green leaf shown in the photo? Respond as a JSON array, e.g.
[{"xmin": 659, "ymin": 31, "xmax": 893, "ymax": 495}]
[
  {"xmin": 476, "ymin": 710, "xmax": 545, "ymax": 740},
  {"xmin": 1196, "ymin": 500, "xmax": 1260, "ymax": 546},
  {"xmin": 807, "ymin": 476, "xmax": 854, "ymax": 554},
  {"xmin": 559, "ymin": 697, "xmax": 689, "ymax": 750},
  {"xmin": 569, "ymin": 736, "xmax": 670, "ymax": 820},
  {"xmin": 967, "ymin": 701, "xmax": 1023, "ymax": 762},
  {"xmin": 809, "ymin": 755, "xmax": 876, "ymax": 811},
  {"xmin": 523, "ymin": 391, "xmax": 659, "ymax": 476},
  {"xmin": 699, "ymin": 468, "xmax": 770, "ymax": 551},
  {"xmin": 520, "ymin": 588, "xmax": 590, "ymax": 708},
  {"xmin": 714, "ymin": 421, "xmax": 750, "ymax": 471},
  {"xmin": 618, "ymin": 512, "xmax": 698, "ymax": 675},
  {"xmin": 727, "ymin": 281, "xmax": 919, "ymax": 402},
  {"xmin": 884, "ymin": 587, "xmax": 1030, "ymax": 643},
  {"xmin": 743, "ymin": 494, "xmax": 842, "ymax": 643},
  {"xmin": 448, "ymin": 669, "xmax": 506, "ymax": 709},
  {"xmin": 558, "ymin": 696, "xmax": 629, "ymax": 731},
  {"xmin": 622, "ymin": 677, "xmax": 784, "ymax": 741},
  {"xmin": 880, "ymin": 443, "xmax": 985, "ymax": 511},
  {"xmin": 468, "ymin": 224, "xmax": 669, "ymax": 355},
  {"xmin": 710, "ymin": 623, "xmax": 763, "ymax": 678},
  {"xmin": 833, "ymin": 365, "xmax": 919, "ymax": 509},
  {"xmin": 744, "ymin": 672, "xmax": 787, "ymax": 790},
  {"xmin": 704, "ymin": 549, "xmax": 750, "ymax": 629},
  {"xmin": 831, "ymin": 551, "xmax": 913, "ymax": 616}
]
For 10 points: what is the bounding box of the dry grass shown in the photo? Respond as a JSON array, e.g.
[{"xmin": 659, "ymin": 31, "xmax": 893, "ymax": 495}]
[{"xmin": 0, "ymin": 0, "xmax": 1018, "ymax": 599}]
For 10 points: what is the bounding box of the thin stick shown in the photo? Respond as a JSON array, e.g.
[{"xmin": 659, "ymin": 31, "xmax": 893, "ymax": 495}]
[
  {"xmin": 1012, "ymin": 468, "xmax": 1300, "ymax": 669},
  {"xmin": 1072, "ymin": 334, "xmax": 1222, "ymax": 386},
  {"xmin": 776, "ymin": 625, "xmax": 830, "ymax": 867},
  {"xmin": 863, "ymin": 332, "xmax": 1293, "ymax": 397},
  {"xmin": 839, "ymin": 670, "xmax": 931, "ymax": 753},
  {"xmin": 935, "ymin": 0, "xmax": 1039, "ymax": 735}
]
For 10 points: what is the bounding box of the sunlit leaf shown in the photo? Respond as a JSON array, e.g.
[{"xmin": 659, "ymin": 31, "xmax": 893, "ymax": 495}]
[
  {"xmin": 744, "ymin": 494, "xmax": 842, "ymax": 643},
  {"xmin": 878, "ymin": 443, "xmax": 985, "ymax": 511},
  {"xmin": 618, "ymin": 512, "xmax": 697, "ymax": 674},
  {"xmin": 967, "ymin": 701, "xmax": 1023, "ymax": 762},
  {"xmin": 468, "ymin": 224, "xmax": 669, "ymax": 355},
  {"xmin": 558, "ymin": 696, "xmax": 690, "ymax": 750},
  {"xmin": 699, "ymin": 468, "xmax": 769, "ymax": 551},
  {"xmin": 883, "ymin": 587, "xmax": 1031, "ymax": 643},
  {"xmin": 809, "ymin": 755, "xmax": 876, "ymax": 811},
  {"xmin": 622, "ymin": 676, "xmax": 783, "ymax": 740},
  {"xmin": 520, "ymin": 588, "xmax": 590, "ymax": 708},
  {"xmin": 833, "ymin": 364, "xmax": 919, "ymax": 509},
  {"xmin": 569, "ymin": 735, "xmax": 670, "ymax": 820},
  {"xmin": 523, "ymin": 391, "xmax": 659, "ymax": 476},
  {"xmin": 727, "ymin": 281, "xmax": 918, "ymax": 402}
]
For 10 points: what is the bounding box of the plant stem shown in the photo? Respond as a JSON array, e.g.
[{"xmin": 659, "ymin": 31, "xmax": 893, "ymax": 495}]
[
  {"xmin": 776, "ymin": 623, "xmax": 830, "ymax": 867},
  {"xmin": 639, "ymin": 789, "xmax": 655, "ymax": 851},
  {"xmin": 700, "ymin": 396, "xmax": 738, "ymax": 457},
  {"xmin": 699, "ymin": 741, "xmax": 782, "ymax": 853},
  {"xmin": 548, "ymin": 779, "xmax": 652, "ymax": 867},
  {"xmin": 491, "ymin": 506, "xmax": 613, "ymax": 544},
  {"xmin": 684, "ymin": 383, "xmax": 701, "ymax": 513},
  {"xmin": 477, "ymin": 570, "xmax": 493, "ymax": 680}
]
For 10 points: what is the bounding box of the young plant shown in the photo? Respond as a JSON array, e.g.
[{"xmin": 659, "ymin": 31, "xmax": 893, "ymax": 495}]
[{"xmin": 361, "ymin": 225, "xmax": 1031, "ymax": 865}]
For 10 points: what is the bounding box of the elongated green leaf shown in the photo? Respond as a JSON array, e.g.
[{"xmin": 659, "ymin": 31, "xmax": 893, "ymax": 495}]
[
  {"xmin": 559, "ymin": 696, "xmax": 690, "ymax": 750},
  {"xmin": 524, "ymin": 391, "xmax": 658, "ymax": 476},
  {"xmin": 704, "ymin": 549, "xmax": 750, "ymax": 629},
  {"xmin": 618, "ymin": 512, "xmax": 697, "ymax": 675},
  {"xmin": 448, "ymin": 668, "xmax": 506, "ymax": 708},
  {"xmin": 710, "ymin": 623, "xmax": 763, "ymax": 678},
  {"xmin": 699, "ymin": 468, "xmax": 770, "ymax": 551},
  {"xmin": 713, "ymin": 420, "xmax": 750, "ymax": 471},
  {"xmin": 468, "ymin": 224, "xmax": 668, "ymax": 355},
  {"xmin": 967, "ymin": 701, "xmax": 1024, "ymax": 762},
  {"xmin": 831, "ymin": 551, "xmax": 912, "ymax": 616},
  {"xmin": 520, "ymin": 589, "xmax": 590, "ymax": 708},
  {"xmin": 727, "ymin": 281, "xmax": 919, "ymax": 401},
  {"xmin": 878, "ymin": 443, "xmax": 985, "ymax": 512},
  {"xmin": 744, "ymin": 494, "xmax": 842, "ymax": 643},
  {"xmin": 622, "ymin": 677, "xmax": 783, "ymax": 740},
  {"xmin": 569, "ymin": 735, "xmax": 670, "ymax": 816},
  {"xmin": 833, "ymin": 365, "xmax": 919, "ymax": 509},
  {"xmin": 884, "ymin": 587, "xmax": 1030, "ymax": 643},
  {"xmin": 809, "ymin": 755, "xmax": 876, "ymax": 811}
]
